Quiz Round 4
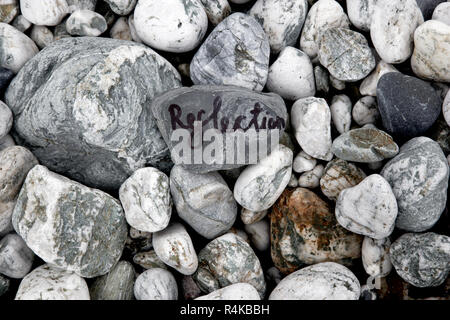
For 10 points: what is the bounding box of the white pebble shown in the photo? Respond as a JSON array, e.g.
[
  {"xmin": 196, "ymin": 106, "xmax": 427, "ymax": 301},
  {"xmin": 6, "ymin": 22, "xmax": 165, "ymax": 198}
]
[
  {"xmin": 244, "ymin": 219, "xmax": 270, "ymax": 251},
  {"xmin": 30, "ymin": 25, "xmax": 54, "ymax": 49},
  {"xmin": 105, "ymin": 0, "xmax": 137, "ymax": 15},
  {"xmin": 66, "ymin": 10, "xmax": 107, "ymax": 36},
  {"xmin": 110, "ymin": 16, "xmax": 132, "ymax": 40},
  {"xmin": 362, "ymin": 237, "xmax": 392, "ymax": 278},
  {"xmin": 134, "ymin": 268, "xmax": 178, "ymax": 300},
  {"xmin": 298, "ymin": 164, "xmax": 324, "ymax": 188},
  {"xmin": 293, "ymin": 151, "xmax": 317, "ymax": 173},
  {"xmin": 432, "ymin": 2, "xmax": 450, "ymax": 25},
  {"xmin": 20, "ymin": 0, "xmax": 69, "ymax": 26},
  {"xmin": 199, "ymin": 0, "xmax": 231, "ymax": 26},
  {"xmin": 196, "ymin": 283, "xmax": 260, "ymax": 300},
  {"xmin": 352, "ymin": 96, "xmax": 379, "ymax": 126},
  {"xmin": 360, "ymin": 61, "xmax": 398, "ymax": 96},
  {"xmin": 240, "ymin": 208, "xmax": 268, "ymax": 225},
  {"xmin": 330, "ymin": 94, "xmax": 352, "ymax": 134},
  {"xmin": 346, "ymin": 0, "xmax": 378, "ymax": 31}
]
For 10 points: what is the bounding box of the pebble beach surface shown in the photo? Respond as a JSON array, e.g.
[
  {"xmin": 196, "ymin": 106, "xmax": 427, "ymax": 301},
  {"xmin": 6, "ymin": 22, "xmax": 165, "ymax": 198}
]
[{"xmin": 0, "ymin": 0, "xmax": 449, "ymax": 301}]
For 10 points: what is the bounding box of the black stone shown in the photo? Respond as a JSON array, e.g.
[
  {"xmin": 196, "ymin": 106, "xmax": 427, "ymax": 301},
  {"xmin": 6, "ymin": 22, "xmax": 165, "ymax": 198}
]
[
  {"xmin": 0, "ymin": 67, "xmax": 14, "ymax": 94},
  {"xmin": 377, "ymin": 72, "xmax": 442, "ymax": 139}
]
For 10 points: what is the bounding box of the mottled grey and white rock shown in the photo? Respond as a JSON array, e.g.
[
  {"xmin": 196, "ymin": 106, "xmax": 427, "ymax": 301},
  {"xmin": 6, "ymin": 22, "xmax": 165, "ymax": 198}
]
[
  {"xmin": 66, "ymin": 0, "xmax": 97, "ymax": 12},
  {"xmin": 5, "ymin": 37, "xmax": 181, "ymax": 190},
  {"xmin": 153, "ymin": 223, "xmax": 198, "ymax": 275},
  {"xmin": 293, "ymin": 151, "xmax": 317, "ymax": 173},
  {"xmin": 170, "ymin": 165, "xmax": 237, "ymax": 239},
  {"xmin": 0, "ymin": 101, "xmax": 12, "ymax": 140},
  {"xmin": 193, "ymin": 233, "xmax": 266, "ymax": 297},
  {"xmin": 66, "ymin": 10, "xmax": 107, "ymax": 36},
  {"xmin": 331, "ymin": 94, "xmax": 352, "ymax": 134},
  {"xmin": 320, "ymin": 159, "xmax": 366, "ymax": 201},
  {"xmin": 90, "ymin": 261, "xmax": 135, "ymax": 300},
  {"xmin": 134, "ymin": 0, "xmax": 207, "ymax": 53},
  {"xmin": 298, "ymin": 164, "xmax": 324, "ymax": 188},
  {"xmin": 269, "ymin": 262, "xmax": 360, "ymax": 300},
  {"xmin": 244, "ymin": 219, "xmax": 270, "ymax": 251},
  {"xmin": 346, "ymin": 0, "xmax": 378, "ymax": 31},
  {"xmin": 314, "ymin": 65, "xmax": 330, "ymax": 93},
  {"xmin": 11, "ymin": 14, "xmax": 32, "ymax": 32},
  {"xmin": 110, "ymin": 16, "xmax": 132, "ymax": 40},
  {"xmin": 240, "ymin": 208, "xmax": 268, "ymax": 225},
  {"xmin": 13, "ymin": 165, "xmax": 128, "ymax": 278},
  {"xmin": 352, "ymin": 96, "xmax": 379, "ymax": 126},
  {"xmin": 411, "ymin": 20, "xmax": 450, "ymax": 82},
  {"xmin": 15, "ymin": 264, "xmax": 90, "ymax": 300},
  {"xmin": 234, "ymin": 145, "xmax": 293, "ymax": 212},
  {"xmin": 330, "ymin": 74, "xmax": 346, "ymax": 90},
  {"xmin": 196, "ymin": 283, "xmax": 260, "ymax": 300},
  {"xmin": 0, "ymin": 0, "xmax": 18, "ymax": 23},
  {"xmin": 300, "ymin": 0, "xmax": 350, "ymax": 61},
  {"xmin": 390, "ymin": 233, "xmax": 450, "ymax": 287},
  {"xmin": 0, "ymin": 233, "xmax": 34, "ymax": 278},
  {"xmin": 336, "ymin": 174, "xmax": 398, "ymax": 239},
  {"xmin": 20, "ymin": 0, "xmax": 70, "ymax": 26},
  {"xmin": 381, "ymin": 137, "xmax": 449, "ymax": 232},
  {"xmin": 266, "ymin": 47, "xmax": 315, "ymax": 100},
  {"xmin": 291, "ymin": 97, "xmax": 332, "ymax": 160},
  {"xmin": 332, "ymin": 128, "xmax": 399, "ymax": 163},
  {"xmin": 360, "ymin": 61, "xmax": 398, "ymax": 96},
  {"xmin": 134, "ymin": 268, "xmax": 178, "ymax": 300},
  {"xmin": 190, "ymin": 13, "xmax": 270, "ymax": 91},
  {"xmin": 0, "ymin": 274, "xmax": 8, "ymax": 296},
  {"xmin": 362, "ymin": 237, "xmax": 392, "ymax": 278},
  {"xmin": 105, "ymin": 0, "xmax": 136, "ymax": 15},
  {"xmin": 133, "ymin": 250, "xmax": 167, "ymax": 270},
  {"xmin": 432, "ymin": 2, "xmax": 450, "ymax": 25},
  {"xmin": 318, "ymin": 28, "xmax": 375, "ymax": 82},
  {"xmin": 249, "ymin": 0, "xmax": 308, "ymax": 53},
  {"xmin": 151, "ymin": 85, "xmax": 287, "ymax": 173},
  {"xmin": 199, "ymin": 0, "xmax": 231, "ymax": 25},
  {"xmin": 444, "ymin": 90, "xmax": 450, "ymax": 126},
  {"xmin": 119, "ymin": 167, "xmax": 171, "ymax": 233},
  {"xmin": 0, "ymin": 23, "xmax": 38, "ymax": 73},
  {"xmin": 370, "ymin": 0, "xmax": 424, "ymax": 64},
  {"xmin": 30, "ymin": 25, "xmax": 54, "ymax": 49}
]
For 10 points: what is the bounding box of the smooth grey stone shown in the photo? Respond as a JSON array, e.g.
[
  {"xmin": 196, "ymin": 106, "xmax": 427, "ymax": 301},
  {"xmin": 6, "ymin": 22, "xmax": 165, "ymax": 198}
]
[
  {"xmin": 66, "ymin": 10, "xmax": 107, "ymax": 36},
  {"xmin": 190, "ymin": 13, "xmax": 270, "ymax": 91},
  {"xmin": 318, "ymin": 27, "xmax": 375, "ymax": 82},
  {"xmin": 67, "ymin": 0, "xmax": 97, "ymax": 12},
  {"xmin": 0, "ymin": 233, "xmax": 34, "ymax": 279},
  {"xmin": 11, "ymin": 15, "xmax": 31, "ymax": 32},
  {"xmin": 314, "ymin": 65, "xmax": 330, "ymax": 93},
  {"xmin": 54, "ymin": 18, "xmax": 72, "ymax": 40},
  {"xmin": 30, "ymin": 25, "xmax": 54, "ymax": 49},
  {"xmin": 182, "ymin": 275, "xmax": 202, "ymax": 300},
  {"xmin": 381, "ymin": 137, "xmax": 449, "ymax": 232},
  {"xmin": 0, "ymin": 273, "xmax": 8, "ymax": 296},
  {"xmin": 170, "ymin": 165, "xmax": 237, "ymax": 239},
  {"xmin": 90, "ymin": 261, "xmax": 136, "ymax": 300},
  {"xmin": 331, "ymin": 128, "xmax": 399, "ymax": 163},
  {"xmin": 390, "ymin": 232, "xmax": 450, "ymax": 287},
  {"xmin": 12, "ymin": 165, "xmax": 128, "ymax": 278},
  {"xmin": 151, "ymin": 85, "xmax": 287, "ymax": 173},
  {"xmin": 199, "ymin": 0, "xmax": 231, "ymax": 25},
  {"xmin": 193, "ymin": 233, "xmax": 266, "ymax": 298},
  {"xmin": 134, "ymin": 268, "xmax": 178, "ymax": 300},
  {"xmin": 5, "ymin": 37, "xmax": 181, "ymax": 190}
]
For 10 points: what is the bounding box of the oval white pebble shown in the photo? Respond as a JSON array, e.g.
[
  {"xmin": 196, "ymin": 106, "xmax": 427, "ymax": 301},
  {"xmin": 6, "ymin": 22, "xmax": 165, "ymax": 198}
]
[
  {"xmin": 20, "ymin": 0, "xmax": 69, "ymax": 26},
  {"xmin": 134, "ymin": 268, "xmax": 178, "ymax": 300}
]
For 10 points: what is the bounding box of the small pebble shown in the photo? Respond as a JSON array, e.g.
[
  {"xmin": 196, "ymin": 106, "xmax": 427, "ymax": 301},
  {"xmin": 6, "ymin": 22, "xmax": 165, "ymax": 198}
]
[
  {"xmin": 362, "ymin": 237, "xmax": 392, "ymax": 278},
  {"xmin": 0, "ymin": 0, "xmax": 19, "ymax": 23},
  {"xmin": 66, "ymin": 9, "xmax": 107, "ymax": 36},
  {"xmin": 196, "ymin": 283, "xmax": 260, "ymax": 300},
  {"xmin": 314, "ymin": 65, "xmax": 330, "ymax": 93},
  {"xmin": 90, "ymin": 261, "xmax": 135, "ymax": 300},
  {"xmin": 352, "ymin": 96, "xmax": 379, "ymax": 126},
  {"xmin": 0, "ymin": 101, "xmax": 12, "ymax": 139},
  {"xmin": 199, "ymin": 0, "xmax": 231, "ymax": 25},
  {"xmin": 105, "ymin": 0, "xmax": 136, "ymax": 15},
  {"xmin": 11, "ymin": 14, "xmax": 31, "ymax": 32},
  {"xmin": 110, "ymin": 16, "xmax": 131, "ymax": 40},
  {"xmin": 346, "ymin": 0, "xmax": 377, "ymax": 31},
  {"xmin": 432, "ymin": 2, "xmax": 450, "ymax": 25},
  {"xmin": 134, "ymin": 268, "xmax": 178, "ymax": 300},
  {"xmin": 330, "ymin": 94, "xmax": 352, "ymax": 134},
  {"xmin": 240, "ymin": 208, "xmax": 268, "ymax": 225},
  {"xmin": 293, "ymin": 151, "xmax": 317, "ymax": 174},
  {"xmin": 359, "ymin": 60, "xmax": 398, "ymax": 97},
  {"xmin": 0, "ymin": 233, "xmax": 34, "ymax": 279},
  {"xmin": 244, "ymin": 219, "xmax": 270, "ymax": 251},
  {"xmin": 298, "ymin": 164, "xmax": 324, "ymax": 188},
  {"xmin": 30, "ymin": 25, "xmax": 54, "ymax": 48},
  {"xmin": 133, "ymin": 250, "xmax": 167, "ymax": 270},
  {"xmin": 66, "ymin": 0, "xmax": 97, "ymax": 12},
  {"xmin": 330, "ymin": 74, "xmax": 346, "ymax": 90},
  {"xmin": 182, "ymin": 275, "xmax": 202, "ymax": 300},
  {"xmin": 20, "ymin": 0, "xmax": 69, "ymax": 26}
]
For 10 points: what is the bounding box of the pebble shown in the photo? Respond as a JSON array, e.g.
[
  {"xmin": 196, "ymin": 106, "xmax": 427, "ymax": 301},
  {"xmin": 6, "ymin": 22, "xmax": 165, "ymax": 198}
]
[
  {"xmin": 444, "ymin": 90, "xmax": 450, "ymax": 126},
  {"xmin": 314, "ymin": 65, "xmax": 330, "ymax": 93},
  {"xmin": 128, "ymin": 13, "xmax": 142, "ymax": 43},
  {"xmin": 0, "ymin": 233, "xmax": 34, "ymax": 278},
  {"xmin": 271, "ymin": 188, "xmax": 362, "ymax": 274},
  {"xmin": 336, "ymin": 174, "xmax": 398, "ymax": 239},
  {"xmin": 12, "ymin": 165, "xmax": 128, "ymax": 278},
  {"xmin": 199, "ymin": 0, "xmax": 231, "ymax": 25},
  {"xmin": 134, "ymin": 0, "xmax": 208, "ymax": 53},
  {"xmin": 362, "ymin": 237, "xmax": 392, "ymax": 278},
  {"xmin": 53, "ymin": 18, "xmax": 71, "ymax": 40},
  {"xmin": 381, "ymin": 137, "xmax": 449, "ymax": 232},
  {"xmin": 432, "ymin": 2, "xmax": 450, "ymax": 25},
  {"xmin": 15, "ymin": 264, "xmax": 90, "ymax": 300},
  {"xmin": 331, "ymin": 127, "xmax": 399, "ymax": 163},
  {"xmin": 293, "ymin": 151, "xmax": 317, "ymax": 173},
  {"xmin": 300, "ymin": 0, "xmax": 350, "ymax": 61},
  {"xmin": 0, "ymin": 274, "xmax": 8, "ymax": 296},
  {"xmin": 0, "ymin": 23, "xmax": 38, "ymax": 73},
  {"xmin": 0, "ymin": 0, "xmax": 18, "ymax": 23},
  {"xmin": 11, "ymin": 14, "xmax": 31, "ymax": 32},
  {"xmin": 134, "ymin": 268, "xmax": 178, "ymax": 300},
  {"xmin": 133, "ymin": 250, "xmax": 167, "ymax": 270},
  {"xmin": 110, "ymin": 16, "xmax": 132, "ymax": 40},
  {"xmin": 153, "ymin": 223, "xmax": 198, "ymax": 275},
  {"xmin": 105, "ymin": 0, "xmax": 136, "ymax": 15},
  {"xmin": 190, "ymin": 13, "xmax": 270, "ymax": 91},
  {"xmin": 346, "ymin": 0, "xmax": 377, "ymax": 31},
  {"xmin": 240, "ymin": 208, "xmax": 268, "ymax": 225},
  {"xmin": 0, "ymin": 67, "xmax": 13, "ymax": 93},
  {"xmin": 0, "ymin": 101, "xmax": 12, "ymax": 139},
  {"xmin": 288, "ymin": 173, "xmax": 299, "ymax": 187},
  {"xmin": 233, "ymin": 144, "xmax": 293, "ymax": 212},
  {"xmin": 298, "ymin": 164, "xmax": 324, "ymax": 188},
  {"xmin": 359, "ymin": 60, "xmax": 398, "ymax": 96},
  {"xmin": 196, "ymin": 283, "xmax": 260, "ymax": 300},
  {"xmin": 291, "ymin": 97, "xmax": 332, "ymax": 160},
  {"xmin": 318, "ymin": 27, "xmax": 376, "ymax": 82},
  {"xmin": 90, "ymin": 261, "xmax": 135, "ymax": 300},
  {"xmin": 30, "ymin": 25, "xmax": 54, "ymax": 49},
  {"xmin": 352, "ymin": 96, "xmax": 379, "ymax": 126},
  {"xmin": 266, "ymin": 47, "xmax": 315, "ymax": 100},
  {"xmin": 411, "ymin": 20, "xmax": 450, "ymax": 82},
  {"xmin": 416, "ymin": 0, "xmax": 447, "ymax": 20},
  {"xmin": 390, "ymin": 232, "xmax": 450, "ymax": 287},
  {"xmin": 119, "ymin": 167, "xmax": 171, "ymax": 233},
  {"xmin": 244, "ymin": 219, "xmax": 270, "ymax": 251},
  {"xmin": 66, "ymin": 9, "xmax": 107, "ymax": 36},
  {"xmin": 370, "ymin": 0, "xmax": 424, "ymax": 64},
  {"xmin": 330, "ymin": 74, "xmax": 346, "ymax": 90},
  {"xmin": 182, "ymin": 275, "xmax": 202, "ymax": 300},
  {"xmin": 0, "ymin": 135, "xmax": 15, "ymax": 152},
  {"xmin": 330, "ymin": 94, "xmax": 352, "ymax": 134},
  {"xmin": 377, "ymin": 72, "xmax": 442, "ymax": 138},
  {"xmin": 249, "ymin": 0, "xmax": 308, "ymax": 53},
  {"xmin": 5, "ymin": 37, "xmax": 181, "ymax": 190},
  {"xmin": 170, "ymin": 165, "xmax": 237, "ymax": 239},
  {"xmin": 20, "ymin": 0, "xmax": 70, "ymax": 26},
  {"xmin": 193, "ymin": 233, "xmax": 266, "ymax": 297},
  {"xmin": 269, "ymin": 262, "xmax": 361, "ymax": 300},
  {"xmin": 66, "ymin": 0, "xmax": 97, "ymax": 12}
]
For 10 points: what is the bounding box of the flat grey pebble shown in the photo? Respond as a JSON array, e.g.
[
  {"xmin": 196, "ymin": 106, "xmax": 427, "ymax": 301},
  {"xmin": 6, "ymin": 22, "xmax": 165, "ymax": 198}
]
[{"xmin": 90, "ymin": 261, "xmax": 136, "ymax": 300}]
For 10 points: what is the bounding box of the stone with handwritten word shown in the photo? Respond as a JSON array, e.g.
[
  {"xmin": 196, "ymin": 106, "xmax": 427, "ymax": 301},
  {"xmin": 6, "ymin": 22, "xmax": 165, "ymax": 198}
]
[
  {"xmin": 196, "ymin": 283, "xmax": 260, "ymax": 300},
  {"xmin": 89, "ymin": 261, "xmax": 135, "ymax": 300},
  {"xmin": 5, "ymin": 37, "xmax": 181, "ymax": 190},
  {"xmin": 134, "ymin": 268, "xmax": 178, "ymax": 300},
  {"xmin": 151, "ymin": 85, "xmax": 287, "ymax": 173}
]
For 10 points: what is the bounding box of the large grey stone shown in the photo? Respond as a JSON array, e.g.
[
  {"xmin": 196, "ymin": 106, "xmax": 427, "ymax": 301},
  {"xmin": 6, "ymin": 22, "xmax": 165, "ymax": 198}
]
[{"xmin": 5, "ymin": 37, "xmax": 181, "ymax": 190}]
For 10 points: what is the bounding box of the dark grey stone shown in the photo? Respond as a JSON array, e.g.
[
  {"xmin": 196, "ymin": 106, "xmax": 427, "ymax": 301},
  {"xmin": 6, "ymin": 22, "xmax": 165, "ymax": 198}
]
[
  {"xmin": 90, "ymin": 261, "xmax": 136, "ymax": 300},
  {"xmin": 5, "ymin": 37, "xmax": 181, "ymax": 190},
  {"xmin": 377, "ymin": 72, "xmax": 442, "ymax": 138},
  {"xmin": 0, "ymin": 67, "xmax": 14, "ymax": 93},
  {"xmin": 0, "ymin": 274, "xmax": 9, "ymax": 297}
]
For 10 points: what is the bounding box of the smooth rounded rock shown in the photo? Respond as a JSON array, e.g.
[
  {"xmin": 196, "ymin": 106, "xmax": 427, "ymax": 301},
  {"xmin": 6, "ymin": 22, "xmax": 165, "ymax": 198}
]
[
  {"xmin": 240, "ymin": 208, "xmax": 268, "ymax": 225},
  {"xmin": 11, "ymin": 14, "xmax": 31, "ymax": 32},
  {"xmin": 20, "ymin": 0, "xmax": 70, "ymax": 26},
  {"xmin": 134, "ymin": 268, "xmax": 178, "ymax": 300},
  {"xmin": 416, "ymin": 0, "xmax": 447, "ymax": 19},
  {"xmin": 362, "ymin": 237, "xmax": 392, "ymax": 278},
  {"xmin": 89, "ymin": 261, "xmax": 135, "ymax": 300},
  {"xmin": 199, "ymin": 0, "xmax": 231, "ymax": 25},
  {"xmin": 105, "ymin": 0, "xmax": 136, "ymax": 15},
  {"xmin": 66, "ymin": 9, "xmax": 107, "ymax": 36},
  {"xmin": 67, "ymin": 0, "xmax": 97, "ymax": 12},
  {"xmin": 196, "ymin": 283, "xmax": 260, "ymax": 300},
  {"xmin": 432, "ymin": 2, "xmax": 450, "ymax": 25},
  {"xmin": 110, "ymin": 16, "xmax": 132, "ymax": 40},
  {"xmin": 359, "ymin": 60, "xmax": 398, "ymax": 96},
  {"xmin": 331, "ymin": 94, "xmax": 352, "ymax": 134},
  {"xmin": 0, "ymin": 101, "xmax": 12, "ymax": 140},
  {"xmin": 0, "ymin": 0, "xmax": 18, "ymax": 23},
  {"xmin": 314, "ymin": 65, "xmax": 330, "ymax": 93},
  {"xmin": 293, "ymin": 151, "xmax": 317, "ymax": 174},
  {"xmin": 30, "ymin": 25, "xmax": 54, "ymax": 48},
  {"xmin": 298, "ymin": 164, "xmax": 324, "ymax": 188},
  {"xmin": 352, "ymin": 96, "xmax": 379, "ymax": 126},
  {"xmin": 133, "ymin": 250, "xmax": 167, "ymax": 270},
  {"xmin": 0, "ymin": 67, "xmax": 14, "ymax": 93},
  {"xmin": 346, "ymin": 0, "xmax": 378, "ymax": 31},
  {"xmin": 244, "ymin": 219, "xmax": 270, "ymax": 251},
  {"xmin": 0, "ymin": 233, "xmax": 34, "ymax": 278}
]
